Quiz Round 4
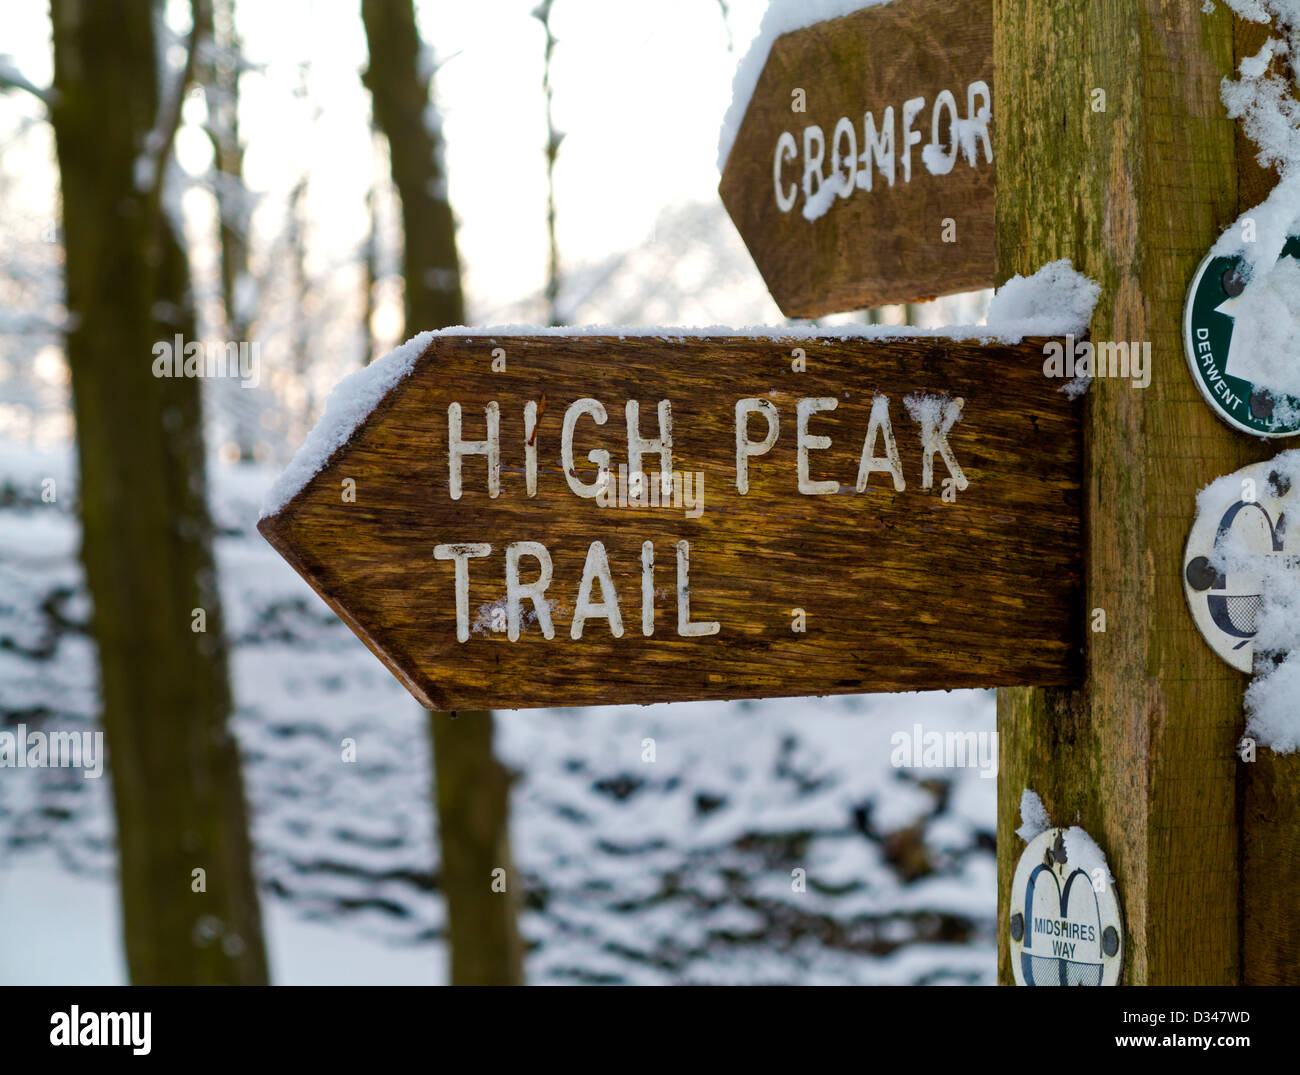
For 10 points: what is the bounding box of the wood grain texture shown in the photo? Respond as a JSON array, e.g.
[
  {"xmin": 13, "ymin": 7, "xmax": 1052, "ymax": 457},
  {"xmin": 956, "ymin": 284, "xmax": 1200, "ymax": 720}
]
[
  {"xmin": 719, "ymin": 0, "xmax": 995, "ymax": 317},
  {"xmin": 995, "ymin": 0, "xmax": 1282, "ymax": 986},
  {"xmin": 260, "ymin": 335, "xmax": 1082, "ymax": 711}
]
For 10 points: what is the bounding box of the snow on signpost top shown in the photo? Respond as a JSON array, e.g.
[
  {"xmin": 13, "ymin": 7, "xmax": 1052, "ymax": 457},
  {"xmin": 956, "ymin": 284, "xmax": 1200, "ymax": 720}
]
[{"xmin": 716, "ymin": 0, "xmax": 896, "ymax": 174}]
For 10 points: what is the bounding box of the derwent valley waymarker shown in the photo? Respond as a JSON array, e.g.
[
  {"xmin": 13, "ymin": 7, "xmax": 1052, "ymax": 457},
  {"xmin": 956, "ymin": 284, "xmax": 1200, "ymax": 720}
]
[
  {"xmin": 258, "ymin": 332, "xmax": 1083, "ymax": 712},
  {"xmin": 1183, "ymin": 237, "xmax": 1300, "ymax": 437}
]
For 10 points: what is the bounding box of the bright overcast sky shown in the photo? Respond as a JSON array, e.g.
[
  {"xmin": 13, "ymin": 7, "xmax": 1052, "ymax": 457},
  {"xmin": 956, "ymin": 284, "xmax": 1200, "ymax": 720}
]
[{"xmin": 3, "ymin": 0, "xmax": 770, "ymax": 322}]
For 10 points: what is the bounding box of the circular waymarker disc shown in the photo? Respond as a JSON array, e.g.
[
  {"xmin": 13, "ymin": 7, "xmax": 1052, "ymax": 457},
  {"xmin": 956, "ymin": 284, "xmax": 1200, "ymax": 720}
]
[
  {"xmin": 1009, "ymin": 828, "xmax": 1123, "ymax": 987},
  {"xmin": 1183, "ymin": 237, "xmax": 1300, "ymax": 438},
  {"xmin": 1183, "ymin": 457, "xmax": 1297, "ymax": 673}
]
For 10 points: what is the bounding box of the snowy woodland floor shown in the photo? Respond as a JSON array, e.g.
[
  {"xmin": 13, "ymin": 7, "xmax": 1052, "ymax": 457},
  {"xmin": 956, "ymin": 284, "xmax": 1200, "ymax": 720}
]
[{"xmin": 0, "ymin": 440, "xmax": 996, "ymax": 985}]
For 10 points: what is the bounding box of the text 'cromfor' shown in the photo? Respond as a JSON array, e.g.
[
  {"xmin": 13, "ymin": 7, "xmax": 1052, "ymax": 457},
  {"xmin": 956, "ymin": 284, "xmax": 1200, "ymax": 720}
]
[{"xmin": 774, "ymin": 81, "xmax": 993, "ymax": 220}]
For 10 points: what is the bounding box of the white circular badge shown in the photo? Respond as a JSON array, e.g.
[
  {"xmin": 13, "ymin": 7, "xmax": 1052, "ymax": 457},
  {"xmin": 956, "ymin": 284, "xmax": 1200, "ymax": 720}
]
[
  {"xmin": 1009, "ymin": 828, "xmax": 1123, "ymax": 986},
  {"xmin": 1183, "ymin": 457, "xmax": 1296, "ymax": 673}
]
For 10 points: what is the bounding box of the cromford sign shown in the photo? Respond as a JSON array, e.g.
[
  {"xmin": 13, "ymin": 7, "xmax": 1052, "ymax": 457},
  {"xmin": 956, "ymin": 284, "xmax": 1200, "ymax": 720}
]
[{"xmin": 720, "ymin": 0, "xmax": 996, "ymax": 317}]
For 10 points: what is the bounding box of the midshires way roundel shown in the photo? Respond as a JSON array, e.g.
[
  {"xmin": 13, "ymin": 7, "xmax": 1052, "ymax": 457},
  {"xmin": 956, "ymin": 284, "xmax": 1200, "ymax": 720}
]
[{"xmin": 1009, "ymin": 828, "xmax": 1123, "ymax": 987}]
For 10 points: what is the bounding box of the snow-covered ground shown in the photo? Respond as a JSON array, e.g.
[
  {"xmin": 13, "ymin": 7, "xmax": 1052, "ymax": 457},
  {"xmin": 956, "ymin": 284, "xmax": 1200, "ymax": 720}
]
[{"xmin": 0, "ymin": 440, "xmax": 996, "ymax": 984}]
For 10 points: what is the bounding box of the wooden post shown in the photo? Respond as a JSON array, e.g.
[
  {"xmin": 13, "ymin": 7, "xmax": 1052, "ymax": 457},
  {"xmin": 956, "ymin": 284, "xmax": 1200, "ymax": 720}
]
[
  {"xmin": 1229, "ymin": 16, "xmax": 1300, "ymax": 990},
  {"xmin": 995, "ymin": 0, "xmax": 1299, "ymax": 984}
]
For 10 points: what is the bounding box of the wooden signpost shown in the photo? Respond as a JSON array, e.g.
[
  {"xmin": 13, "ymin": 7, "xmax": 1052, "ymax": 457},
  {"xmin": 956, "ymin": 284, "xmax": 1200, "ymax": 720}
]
[
  {"xmin": 994, "ymin": 0, "xmax": 1299, "ymax": 987},
  {"xmin": 719, "ymin": 0, "xmax": 995, "ymax": 317},
  {"xmin": 259, "ymin": 334, "xmax": 1082, "ymax": 711}
]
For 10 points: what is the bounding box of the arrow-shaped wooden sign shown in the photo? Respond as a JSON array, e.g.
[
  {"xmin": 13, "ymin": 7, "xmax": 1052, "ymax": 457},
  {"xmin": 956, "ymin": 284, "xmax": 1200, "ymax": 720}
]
[
  {"xmin": 719, "ymin": 0, "xmax": 995, "ymax": 317},
  {"xmin": 258, "ymin": 332, "xmax": 1082, "ymax": 711}
]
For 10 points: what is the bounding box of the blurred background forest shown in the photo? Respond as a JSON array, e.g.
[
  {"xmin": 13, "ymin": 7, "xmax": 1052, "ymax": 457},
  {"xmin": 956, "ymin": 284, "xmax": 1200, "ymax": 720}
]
[{"xmin": 0, "ymin": 0, "xmax": 995, "ymax": 984}]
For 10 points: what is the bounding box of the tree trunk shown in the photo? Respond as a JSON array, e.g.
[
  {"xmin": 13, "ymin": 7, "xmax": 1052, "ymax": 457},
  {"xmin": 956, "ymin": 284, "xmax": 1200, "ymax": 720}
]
[
  {"xmin": 534, "ymin": 0, "xmax": 563, "ymax": 325},
  {"xmin": 360, "ymin": 0, "xmax": 524, "ymax": 986},
  {"xmin": 195, "ymin": 0, "xmax": 250, "ymax": 344},
  {"xmin": 361, "ymin": 0, "xmax": 465, "ymax": 333},
  {"xmin": 430, "ymin": 711, "xmax": 523, "ymax": 985},
  {"xmin": 195, "ymin": 0, "xmax": 259, "ymax": 461},
  {"xmin": 994, "ymin": 0, "xmax": 1291, "ymax": 985},
  {"xmin": 49, "ymin": 0, "xmax": 268, "ymax": 985}
]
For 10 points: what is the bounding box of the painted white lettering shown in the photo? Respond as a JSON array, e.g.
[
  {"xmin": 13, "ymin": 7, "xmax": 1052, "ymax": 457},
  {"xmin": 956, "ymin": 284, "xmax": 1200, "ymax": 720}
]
[
  {"xmin": 856, "ymin": 394, "xmax": 905, "ymax": 491},
  {"xmin": 797, "ymin": 397, "xmax": 840, "ymax": 495},
  {"xmin": 571, "ymin": 540, "xmax": 624, "ymax": 639},
  {"xmin": 773, "ymin": 131, "xmax": 798, "ymax": 212},
  {"xmin": 447, "ymin": 402, "xmax": 500, "ymax": 499},
  {"xmin": 735, "ymin": 398, "xmax": 780, "ymax": 494},
  {"xmin": 505, "ymin": 541, "xmax": 555, "ymax": 641},
  {"xmin": 434, "ymin": 542, "xmax": 492, "ymax": 642},
  {"xmin": 676, "ymin": 540, "xmax": 720, "ymax": 637},
  {"xmin": 562, "ymin": 398, "xmax": 610, "ymax": 499}
]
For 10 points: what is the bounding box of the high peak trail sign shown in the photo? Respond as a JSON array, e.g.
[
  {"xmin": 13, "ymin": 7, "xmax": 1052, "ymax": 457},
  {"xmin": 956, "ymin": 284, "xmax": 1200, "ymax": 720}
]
[
  {"xmin": 259, "ymin": 333, "xmax": 1082, "ymax": 711},
  {"xmin": 719, "ymin": 0, "xmax": 996, "ymax": 317}
]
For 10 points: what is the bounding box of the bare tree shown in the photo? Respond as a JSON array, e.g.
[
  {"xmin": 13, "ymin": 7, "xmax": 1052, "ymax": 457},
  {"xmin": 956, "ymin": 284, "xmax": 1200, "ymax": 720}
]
[
  {"xmin": 361, "ymin": 0, "xmax": 523, "ymax": 987},
  {"xmin": 194, "ymin": 0, "xmax": 261, "ymax": 460},
  {"xmin": 533, "ymin": 1, "xmax": 563, "ymax": 325},
  {"xmin": 715, "ymin": 0, "xmax": 734, "ymax": 53},
  {"xmin": 46, "ymin": 0, "xmax": 267, "ymax": 984}
]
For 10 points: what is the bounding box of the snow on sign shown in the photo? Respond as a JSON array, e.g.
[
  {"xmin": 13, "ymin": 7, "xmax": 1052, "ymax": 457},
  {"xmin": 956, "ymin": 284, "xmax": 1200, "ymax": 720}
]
[
  {"xmin": 718, "ymin": 0, "xmax": 995, "ymax": 319},
  {"xmin": 1009, "ymin": 828, "xmax": 1123, "ymax": 987},
  {"xmin": 258, "ymin": 331, "xmax": 1083, "ymax": 711},
  {"xmin": 1183, "ymin": 238, "xmax": 1300, "ymax": 438}
]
